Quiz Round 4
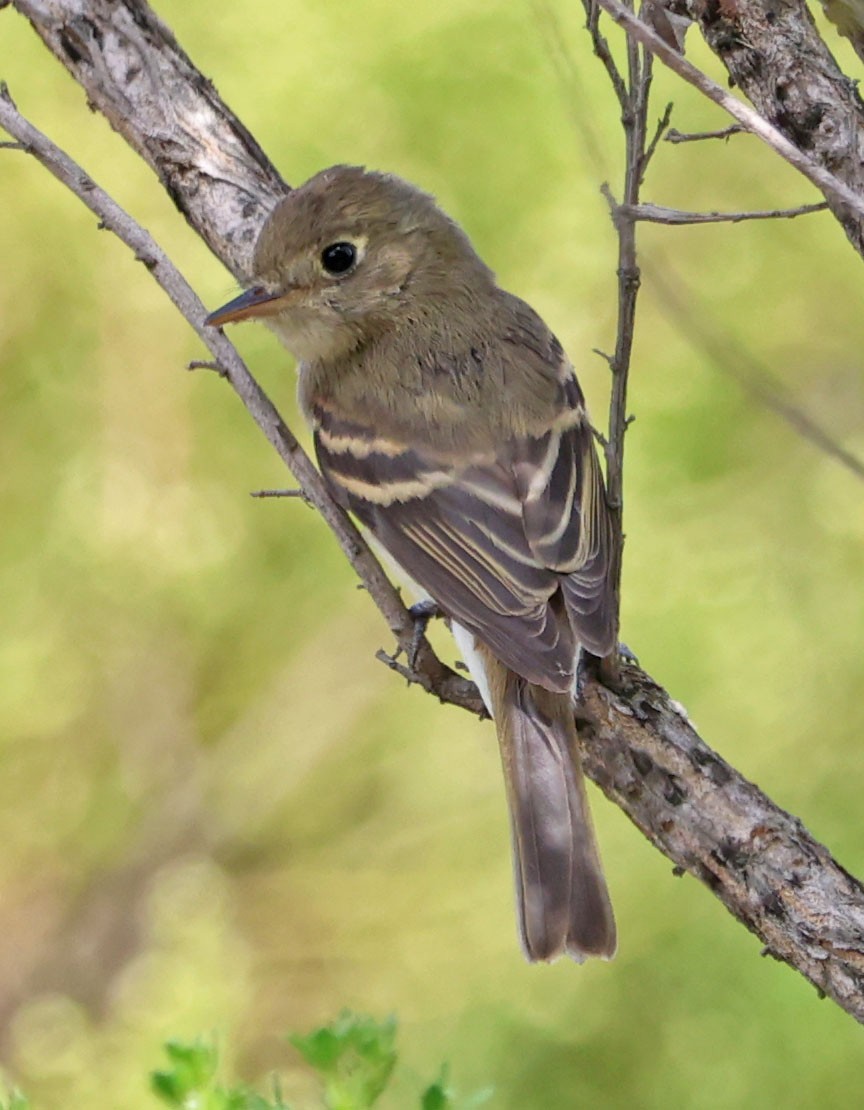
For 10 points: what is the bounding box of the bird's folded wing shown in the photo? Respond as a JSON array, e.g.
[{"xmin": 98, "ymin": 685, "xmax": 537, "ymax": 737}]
[
  {"xmin": 512, "ymin": 382, "xmax": 616, "ymax": 658},
  {"xmin": 312, "ymin": 389, "xmax": 615, "ymax": 692}
]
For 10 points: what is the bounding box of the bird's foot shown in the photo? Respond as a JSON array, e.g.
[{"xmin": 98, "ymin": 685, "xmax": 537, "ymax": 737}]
[{"xmin": 407, "ymin": 599, "xmax": 443, "ymax": 670}]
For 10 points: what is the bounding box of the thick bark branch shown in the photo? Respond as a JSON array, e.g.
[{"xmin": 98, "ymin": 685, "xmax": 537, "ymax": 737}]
[
  {"xmin": 577, "ymin": 665, "xmax": 864, "ymax": 1019},
  {"xmin": 11, "ymin": 0, "xmax": 287, "ymax": 277},
  {"xmin": 594, "ymin": 0, "xmax": 864, "ymax": 246},
  {"xmin": 691, "ymin": 0, "xmax": 864, "ymax": 258},
  {"xmin": 5, "ymin": 0, "xmax": 864, "ymax": 1022},
  {"xmin": 2, "ymin": 78, "xmax": 474, "ymax": 718}
]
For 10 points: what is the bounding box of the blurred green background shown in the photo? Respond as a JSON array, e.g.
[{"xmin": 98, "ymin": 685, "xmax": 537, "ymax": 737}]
[{"xmin": 2, "ymin": 1, "xmax": 864, "ymax": 1106}]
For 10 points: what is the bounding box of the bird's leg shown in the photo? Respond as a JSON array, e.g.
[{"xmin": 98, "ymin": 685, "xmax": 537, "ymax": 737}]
[
  {"xmin": 407, "ymin": 598, "xmax": 444, "ymax": 670},
  {"xmin": 578, "ymin": 642, "xmax": 638, "ymax": 697}
]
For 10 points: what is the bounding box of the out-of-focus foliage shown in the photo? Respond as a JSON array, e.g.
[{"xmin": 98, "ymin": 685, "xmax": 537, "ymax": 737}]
[
  {"xmin": 0, "ymin": 1091, "xmax": 29, "ymax": 1110},
  {"xmin": 5, "ymin": 1012, "xmax": 486, "ymax": 1108},
  {"xmin": 1, "ymin": 1, "xmax": 863, "ymax": 1107},
  {"xmin": 149, "ymin": 1013, "xmax": 475, "ymax": 1110},
  {"xmin": 289, "ymin": 1011, "xmax": 397, "ymax": 1109},
  {"xmin": 152, "ymin": 1037, "xmax": 288, "ymax": 1110}
]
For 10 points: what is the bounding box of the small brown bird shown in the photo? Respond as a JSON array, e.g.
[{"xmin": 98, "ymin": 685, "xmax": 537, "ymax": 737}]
[{"xmin": 207, "ymin": 166, "xmax": 617, "ymax": 962}]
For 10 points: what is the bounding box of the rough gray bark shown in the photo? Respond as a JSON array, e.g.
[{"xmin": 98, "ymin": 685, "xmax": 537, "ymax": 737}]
[
  {"xmin": 4, "ymin": 0, "xmax": 864, "ymax": 1022},
  {"xmin": 578, "ymin": 667, "xmax": 864, "ymax": 1015},
  {"xmin": 691, "ymin": 0, "xmax": 864, "ymax": 256},
  {"xmin": 595, "ymin": 0, "xmax": 864, "ymax": 235},
  {"xmin": 12, "ymin": 0, "xmax": 287, "ymax": 277}
]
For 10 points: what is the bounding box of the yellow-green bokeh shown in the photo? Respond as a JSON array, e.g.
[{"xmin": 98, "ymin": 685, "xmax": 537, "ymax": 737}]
[{"xmin": 2, "ymin": 1, "xmax": 863, "ymax": 1106}]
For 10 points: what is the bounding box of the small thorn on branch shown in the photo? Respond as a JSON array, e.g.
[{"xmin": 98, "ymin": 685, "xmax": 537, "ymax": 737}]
[
  {"xmin": 641, "ymin": 100, "xmax": 674, "ymax": 175},
  {"xmin": 593, "ymin": 347, "xmax": 615, "ymax": 368},
  {"xmin": 665, "ymin": 124, "xmax": 744, "ymax": 143},
  {"xmin": 250, "ymin": 487, "xmax": 311, "ymax": 503},
  {"xmin": 375, "ymin": 647, "xmax": 419, "ymax": 688},
  {"xmin": 0, "ymin": 140, "xmax": 26, "ymax": 149},
  {"xmin": 600, "ymin": 181, "xmax": 622, "ymax": 218},
  {"xmin": 187, "ymin": 359, "xmax": 228, "ymax": 377}
]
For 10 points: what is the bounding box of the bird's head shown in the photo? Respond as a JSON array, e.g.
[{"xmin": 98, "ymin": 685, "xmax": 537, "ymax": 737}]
[{"xmin": 206, "ymin": 165, "xmax": 493, "ymax": 363}]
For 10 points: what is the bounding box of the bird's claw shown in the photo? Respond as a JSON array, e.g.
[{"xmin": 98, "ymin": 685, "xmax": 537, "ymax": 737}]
[{"xmin": 407, "ymin": 599, "xmax": 443, "ymax": 670}]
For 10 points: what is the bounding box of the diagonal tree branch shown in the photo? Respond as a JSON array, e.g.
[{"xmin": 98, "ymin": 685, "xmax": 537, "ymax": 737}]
[
  {"xmin": 5, "ymin": 0, "xmax": 864, "ymax": 1023},
  {"xmin": 593, "ymin": 0, "xmax": 864, "ymax": 250},
  {"xmin": 0, "ymin": 80, "xmax": 476, "ymax": 718},
  {"xmin": 10, "ymin": 0, "xmax": 286, "ymax": 277},
  {"xmin": 691, "ymin": 0, "xmax": 864, "ymax": 255}
]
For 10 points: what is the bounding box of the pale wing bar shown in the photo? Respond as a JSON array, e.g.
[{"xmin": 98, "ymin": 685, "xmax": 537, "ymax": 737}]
[
  {"xmin": 513, "ymin": 412, "xmax": 616, "ymax": 658},
  {"xmin": 313, "ymin": 391, "xmax": 615, "ymax": 689}
]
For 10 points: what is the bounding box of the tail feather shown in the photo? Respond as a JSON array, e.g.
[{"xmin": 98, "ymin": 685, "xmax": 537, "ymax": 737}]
[{"xmin": 480, "ymin": 647, "xmax": 616, "ymax": 962}]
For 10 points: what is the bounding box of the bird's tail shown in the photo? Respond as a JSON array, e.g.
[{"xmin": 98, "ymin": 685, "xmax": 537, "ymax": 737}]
[{"xmin": 479, "ymin": 647, "xmax": 616, "ymax": 962}]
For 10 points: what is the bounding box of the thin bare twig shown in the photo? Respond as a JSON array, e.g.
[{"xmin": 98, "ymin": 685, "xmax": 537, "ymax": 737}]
[
  {"xmin": 689, "ymin": 0, "xmax": 864, "ymax": 257},
  {"xmin": 187, "ymin": 359, "xmax": 227, "ymax": 374},
  {"xmin": 623, "ymin": 200, "xmax": 829, "ymax": 224},
  {"xmin": 250, "ymin": 488, "xmax": 310, "ymax": 501},
  {"xmin": 666, "ymin": 125, "xmax": 745, "ymax": 143},
  {"xmin": 592, "ymin": 0, "xmax": 864, "ymax": 226},
  {"xmin": 586, "ymin": 0, "xmax": 629, "ymax": 109},
  {"xmin": 0, "ymin": 84, "xmax": 478, "ymax": 714},
  {"xmin": 545, "ymin": 9, "xmax": 855, "ymax": 489},
  {"xmin": 586, "ymin": 1, "xmax": 654, "ymax": 657},
  {"xmin": 641, "ymin": 101, "xmax": 674, "ymax": 176}
]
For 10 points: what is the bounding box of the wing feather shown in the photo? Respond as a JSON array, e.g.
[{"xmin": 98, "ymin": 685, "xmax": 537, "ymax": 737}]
[{"xmin": 312, "ymin": 362, "xmax": 616, "ymax": 691}]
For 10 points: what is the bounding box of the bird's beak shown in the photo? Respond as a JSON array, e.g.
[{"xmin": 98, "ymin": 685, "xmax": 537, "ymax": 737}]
[{"xmin": 205, "ymin": 286, "xmax": 286, "ymax": 327}]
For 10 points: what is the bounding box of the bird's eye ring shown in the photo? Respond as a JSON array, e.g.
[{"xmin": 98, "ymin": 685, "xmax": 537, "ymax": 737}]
[{"xmin": 320, "ymin": 241, "xmax": 358, "ymax": 275}]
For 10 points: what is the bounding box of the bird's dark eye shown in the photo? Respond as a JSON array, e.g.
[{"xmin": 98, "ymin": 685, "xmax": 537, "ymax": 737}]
[{"xmin": 320, "ymin": 241, "xmax": 357, "ymax": 274}]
